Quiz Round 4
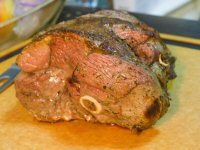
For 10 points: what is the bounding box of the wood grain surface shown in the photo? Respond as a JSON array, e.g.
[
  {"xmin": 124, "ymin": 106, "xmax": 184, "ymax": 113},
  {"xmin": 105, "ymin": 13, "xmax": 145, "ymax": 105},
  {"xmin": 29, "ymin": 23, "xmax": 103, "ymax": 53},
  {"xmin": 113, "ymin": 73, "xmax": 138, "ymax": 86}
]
[{"xmin": 0, "ymin": 45, "xmax": 200, "ymax": 150}]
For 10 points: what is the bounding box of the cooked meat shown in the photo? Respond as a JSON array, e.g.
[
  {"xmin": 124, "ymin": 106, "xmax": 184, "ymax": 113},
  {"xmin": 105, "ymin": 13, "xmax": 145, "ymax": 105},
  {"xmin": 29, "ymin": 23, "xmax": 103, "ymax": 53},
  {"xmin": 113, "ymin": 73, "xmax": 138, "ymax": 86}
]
[{"xmin": 15, "ymin": 10, "xmax": 176, "ymax": 131}]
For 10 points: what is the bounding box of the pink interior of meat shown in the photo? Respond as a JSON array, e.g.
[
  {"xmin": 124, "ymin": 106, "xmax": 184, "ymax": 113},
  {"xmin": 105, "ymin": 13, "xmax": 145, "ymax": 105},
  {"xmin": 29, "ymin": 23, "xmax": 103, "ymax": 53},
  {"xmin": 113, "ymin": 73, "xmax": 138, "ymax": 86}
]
[
  {"xmin": 113, "ymin": 25, "xmax": 161, "ymax": 65},
  {"xmin": 15, "ymin": 31, "xmax": 163, "ymax": 129},
  {"xmin": 17, "ymin": 32, "xmax": 156, "ymax": 98}
]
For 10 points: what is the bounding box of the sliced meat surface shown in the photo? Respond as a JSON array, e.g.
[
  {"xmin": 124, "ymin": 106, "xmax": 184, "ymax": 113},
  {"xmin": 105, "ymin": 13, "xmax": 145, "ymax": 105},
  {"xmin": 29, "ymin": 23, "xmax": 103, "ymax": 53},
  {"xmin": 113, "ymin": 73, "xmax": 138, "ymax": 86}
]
[{"xmin": 17, "ymin": 40, "xmax": 51, "ymax": 72}]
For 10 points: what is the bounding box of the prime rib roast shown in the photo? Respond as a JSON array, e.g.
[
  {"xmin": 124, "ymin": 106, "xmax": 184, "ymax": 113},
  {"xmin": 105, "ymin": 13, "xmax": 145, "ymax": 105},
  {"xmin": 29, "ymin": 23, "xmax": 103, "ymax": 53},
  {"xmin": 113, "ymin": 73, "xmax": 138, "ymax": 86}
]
[{"xmin": 15, "ymin": 10, "xmax": 176, "ymax": 131}]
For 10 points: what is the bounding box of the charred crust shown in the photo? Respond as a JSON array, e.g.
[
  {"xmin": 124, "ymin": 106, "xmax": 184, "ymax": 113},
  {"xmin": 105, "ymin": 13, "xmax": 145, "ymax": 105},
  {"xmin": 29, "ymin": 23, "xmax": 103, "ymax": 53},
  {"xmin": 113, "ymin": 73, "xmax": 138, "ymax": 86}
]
[
  {"xmin": 33, "ymin": 16, "xmax": 156, "ymax": 67},
  {"xmin": 68, "ymin": 76, "xmax": 79, "ymax": 84},
  {"xmin": 145, "ymin": 99, "xmax": 160, "ymax": 119},
  {"xmin": 103, "ymin": 85, "xmax": 107, "ymax": 89},
  {"xmin": 168, "ymin": 56, "xmax": 177, "ymax": 80},
  {"xmin": 132, "ymin": 124, "xmax": 144, "ymax": 133}
]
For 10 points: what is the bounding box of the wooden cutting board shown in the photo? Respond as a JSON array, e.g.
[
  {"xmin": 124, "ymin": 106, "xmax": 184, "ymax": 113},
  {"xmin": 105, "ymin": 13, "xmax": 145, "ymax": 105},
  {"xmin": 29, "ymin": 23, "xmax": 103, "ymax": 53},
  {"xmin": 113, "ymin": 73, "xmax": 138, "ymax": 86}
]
[{"xmin": 0, "ymin": 44, "xmax": 200, "ymax": 150}]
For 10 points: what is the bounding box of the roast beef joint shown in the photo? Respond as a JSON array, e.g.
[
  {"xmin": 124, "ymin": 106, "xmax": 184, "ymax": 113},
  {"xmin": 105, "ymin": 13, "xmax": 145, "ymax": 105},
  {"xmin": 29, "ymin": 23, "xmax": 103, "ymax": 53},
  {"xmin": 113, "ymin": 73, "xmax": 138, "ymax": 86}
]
[{"xmin": 15, "ymin": 10, "xmax": 176, "ymax": 131}]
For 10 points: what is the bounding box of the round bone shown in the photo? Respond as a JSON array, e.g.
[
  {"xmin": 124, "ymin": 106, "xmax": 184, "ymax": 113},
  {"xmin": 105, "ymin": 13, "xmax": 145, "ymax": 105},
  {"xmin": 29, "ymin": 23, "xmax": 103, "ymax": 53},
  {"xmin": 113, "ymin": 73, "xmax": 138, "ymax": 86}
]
[
  {"xmin": 159, "ymin": 54, "xmax": 169, "ymax": 67},
  {"xmin": 80, "ymin": 95, "xmax": 102, "ymax": 114}
]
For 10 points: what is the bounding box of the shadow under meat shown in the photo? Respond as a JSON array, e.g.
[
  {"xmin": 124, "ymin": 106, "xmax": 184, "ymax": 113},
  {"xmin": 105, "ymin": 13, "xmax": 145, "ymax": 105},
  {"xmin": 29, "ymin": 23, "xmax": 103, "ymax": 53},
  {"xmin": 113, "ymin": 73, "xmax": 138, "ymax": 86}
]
[{"xmin": 3, "ymin": 102, "xmax": 159, "ymax": 149}]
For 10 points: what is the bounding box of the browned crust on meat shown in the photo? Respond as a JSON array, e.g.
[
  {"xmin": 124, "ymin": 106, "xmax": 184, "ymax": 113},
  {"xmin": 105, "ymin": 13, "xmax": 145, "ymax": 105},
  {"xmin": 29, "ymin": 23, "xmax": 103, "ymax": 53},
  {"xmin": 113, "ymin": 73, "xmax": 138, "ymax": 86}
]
[{"xmin": 15, "ymin": 10, "xmax": 176, "ymax": 131}]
